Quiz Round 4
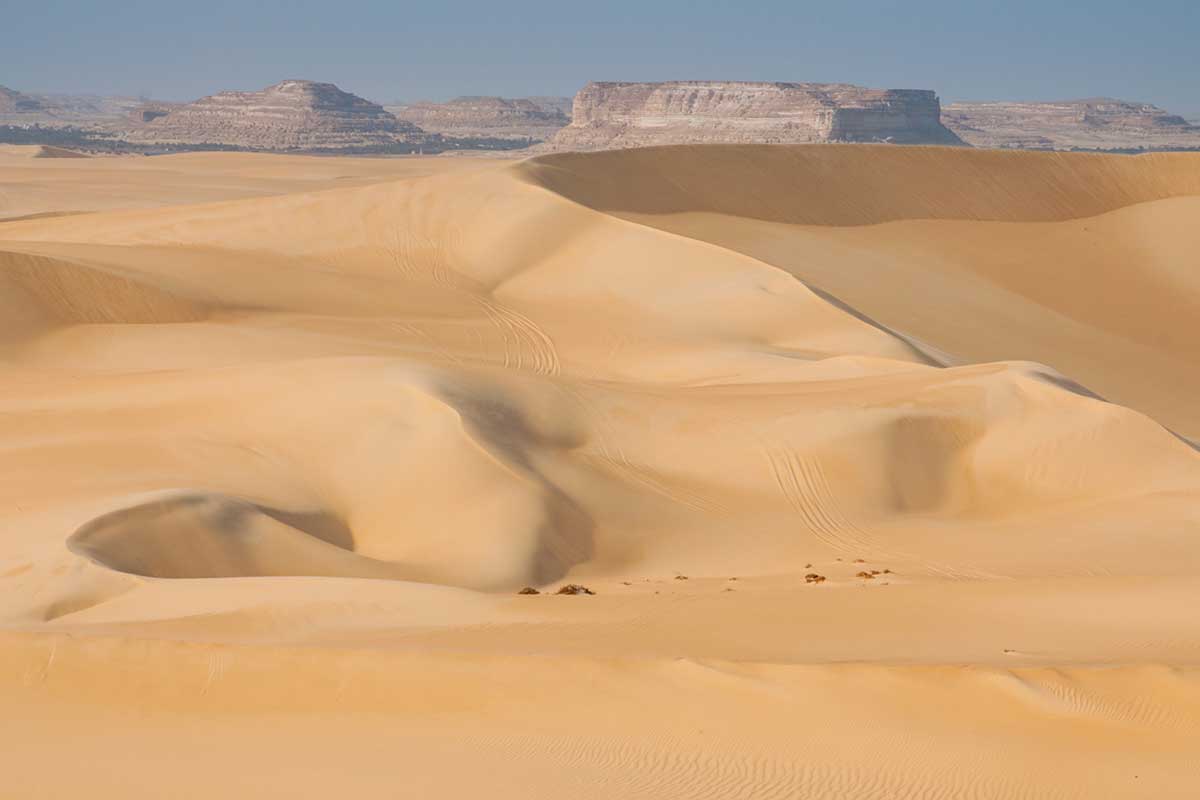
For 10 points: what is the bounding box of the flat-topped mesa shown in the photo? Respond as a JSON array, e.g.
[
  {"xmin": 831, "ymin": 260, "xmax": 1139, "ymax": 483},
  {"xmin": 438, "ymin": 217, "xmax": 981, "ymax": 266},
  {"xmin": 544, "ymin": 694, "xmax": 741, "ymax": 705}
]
[
  {"xmin": 943, "ymin": 98, "xmax": 1200, "ymax": 150},
  {"xmin": 389, "ymin": 96, "xmax": 569, "ymax": 141},
  {"xmin": 544, "ymin": 81, "xmax": 965, "ymax": 151},
  {"xmin": 126, "ymin": 80, "xmax": 428, "ymax": 152}
]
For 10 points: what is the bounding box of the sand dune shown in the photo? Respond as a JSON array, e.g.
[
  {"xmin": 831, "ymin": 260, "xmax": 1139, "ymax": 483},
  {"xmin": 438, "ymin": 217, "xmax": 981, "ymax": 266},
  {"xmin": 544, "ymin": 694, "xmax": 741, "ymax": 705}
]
[
  {"xmin": 526, "ymin": 145, "xmax": 1200, "ymax": 436},
  {"xmin": 0, "ymin": 145, "xmax": 502, "ymax": 221},
  {"xmin": 2, "ymin": 144, "xmax": 1199, "ymax": 797},
  {"xmin": 521, "ymin": 145, "xmax": 1200, "ymax": 224}
]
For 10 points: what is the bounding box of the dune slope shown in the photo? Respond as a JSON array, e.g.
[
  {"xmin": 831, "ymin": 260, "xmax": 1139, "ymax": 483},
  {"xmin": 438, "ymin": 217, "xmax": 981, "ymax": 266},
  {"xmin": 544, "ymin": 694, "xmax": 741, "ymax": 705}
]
[
  {"xmin": 521, "ymin": 144, "xmax": 1200, "ymax": 436},
  {"xmin": 2, "ymin": 145, "xmax": 1200, "ymax": 798}
]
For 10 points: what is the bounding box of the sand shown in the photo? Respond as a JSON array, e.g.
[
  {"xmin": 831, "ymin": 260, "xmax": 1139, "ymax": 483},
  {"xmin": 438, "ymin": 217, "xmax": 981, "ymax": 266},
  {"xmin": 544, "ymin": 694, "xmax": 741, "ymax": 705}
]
[{"xmin": 1, "ymin": 142, "xmax": 1199, "ymax": 798}]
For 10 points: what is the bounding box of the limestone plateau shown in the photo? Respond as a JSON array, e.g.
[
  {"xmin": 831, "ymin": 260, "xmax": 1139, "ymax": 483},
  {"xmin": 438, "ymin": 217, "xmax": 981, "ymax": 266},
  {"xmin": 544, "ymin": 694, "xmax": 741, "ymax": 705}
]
[
  {"xmin": 943, "ymin": 99, "xmax": 1200, "ymax": 150},
  {"xmin": 126, "ymin": 80, "xmax": 428, "ymax": 152},
  {"xmin": 389, "ymin": 96, "xmax": 569, "ymax": 141},
  {"xmin": 543, "ymin": 81, "xmax": 965, "ymax": 151}
]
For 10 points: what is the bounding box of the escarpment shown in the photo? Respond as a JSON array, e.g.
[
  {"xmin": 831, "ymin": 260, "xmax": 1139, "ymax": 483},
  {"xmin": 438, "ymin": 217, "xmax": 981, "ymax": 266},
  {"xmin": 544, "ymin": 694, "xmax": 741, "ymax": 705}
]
[{"xmin": 544, "ymin": 81, "xmax": 965, "ymax": 151}]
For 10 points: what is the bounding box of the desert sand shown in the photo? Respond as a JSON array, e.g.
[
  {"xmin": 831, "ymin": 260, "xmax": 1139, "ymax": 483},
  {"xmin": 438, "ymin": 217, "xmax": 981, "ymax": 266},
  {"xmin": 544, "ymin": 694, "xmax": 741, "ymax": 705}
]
[{"xmin": 1, "ymin": 142, "xmax": 1199, "ymax": 798}]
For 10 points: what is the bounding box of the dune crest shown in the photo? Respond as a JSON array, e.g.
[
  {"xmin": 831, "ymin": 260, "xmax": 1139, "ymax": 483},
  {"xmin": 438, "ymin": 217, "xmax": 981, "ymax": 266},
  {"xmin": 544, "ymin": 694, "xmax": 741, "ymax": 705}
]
[{"xmin": 521, "ymin": 144, "xmax": 1200, "ymax": 437}]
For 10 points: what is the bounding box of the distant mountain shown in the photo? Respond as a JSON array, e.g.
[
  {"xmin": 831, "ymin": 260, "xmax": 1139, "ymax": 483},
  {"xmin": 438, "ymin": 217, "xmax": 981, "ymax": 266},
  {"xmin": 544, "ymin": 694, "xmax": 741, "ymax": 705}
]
[
  {"xmin": 0, "ymin": 87, "xmax": 160, "ymax": 133},
  {"xmin": 524, "ymin": 96, "xmax": 574, "ymax": 118},
  {"xmin": 943, "ymin": 98, "xmax": 1200, "ymax": 150},
  {"xmin": 31, "ymin": 93, "xmax": 146, "ymax": 119},
  {"xmin": 125, "ymin": 80, "xmax": 429, "ymax": 152},
  {"xmin": 388, "ymin": 96, "xmax": 568, "ymax": 141},
  {"xmin": 0, "ymin": 85, "xmax": 45, "ymax": 113}
]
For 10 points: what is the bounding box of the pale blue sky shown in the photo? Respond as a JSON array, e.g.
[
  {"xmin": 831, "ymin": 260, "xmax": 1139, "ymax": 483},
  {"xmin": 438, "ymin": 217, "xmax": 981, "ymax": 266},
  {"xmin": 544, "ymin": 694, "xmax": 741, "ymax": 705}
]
[{"xmin": 4, "ymin": 0, "xmax": 1197, "ymax": 113}]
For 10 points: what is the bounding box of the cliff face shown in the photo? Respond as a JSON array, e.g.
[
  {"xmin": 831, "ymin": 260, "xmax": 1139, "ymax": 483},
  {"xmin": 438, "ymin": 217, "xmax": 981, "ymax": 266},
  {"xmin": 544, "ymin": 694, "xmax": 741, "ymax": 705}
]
[
  {"xmin": 545, "ymin": 81, "xmax": 965, "ymax": 151},
  {"xmin": 943, "ymin": 99, "xmax": 1200, "ymax": 150},
  {"xmin": 388, "ymin": 96, "xmax": 568, "ymax": 140},
  {"xmin": 127, "ymin": 103, "xmax": 177, "ymax": 124},
  {"xmin": 126, "ymin": 80, "xmax": 426, "ymax": 151}
]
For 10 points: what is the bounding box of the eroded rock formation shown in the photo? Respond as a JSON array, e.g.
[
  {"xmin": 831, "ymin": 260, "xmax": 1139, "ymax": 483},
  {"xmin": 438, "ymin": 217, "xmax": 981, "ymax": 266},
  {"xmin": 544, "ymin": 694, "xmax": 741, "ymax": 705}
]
[
  {"xmin": 544, "ymin": 81, "xmax": 965, "ymax": 151},
  {"xmin": 126, "ymin": 80, "xmax": 427, "ymax": 151},
  {"xmin": 943, "ymin": 99, "xmax": 1200, "ymax": 150},
  {"xmin": 0, "ymin": 86, "xmax": 45, "ymax": 114},
  {"xmin": 524, "ymin": 96, "xmax": 574, "ymax": 119},
  {"xmin": 389, "ymin": 96, "xmax": 569, "ymax": 141}
]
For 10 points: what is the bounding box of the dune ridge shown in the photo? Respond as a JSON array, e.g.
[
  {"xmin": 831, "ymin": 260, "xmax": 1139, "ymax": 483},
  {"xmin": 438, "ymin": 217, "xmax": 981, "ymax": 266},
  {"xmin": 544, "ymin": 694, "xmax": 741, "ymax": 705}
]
[
  {"xmin": 2, "ymin": 144, "xmax": 1199, "ymax": 797},
  {"xmin": 520, "ymin": 144, "xmax": 1200, "ymax": 224},
  {"xmin": 520, "ymin": 144, "xmax": 1200, "ymax": 438}
]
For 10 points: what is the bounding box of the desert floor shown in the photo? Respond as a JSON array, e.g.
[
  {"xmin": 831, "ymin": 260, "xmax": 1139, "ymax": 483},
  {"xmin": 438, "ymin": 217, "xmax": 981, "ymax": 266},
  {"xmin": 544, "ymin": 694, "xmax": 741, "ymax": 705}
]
[{"xmin": 2, "ymin": 143, "xmax": 1199, "ymax": 798}]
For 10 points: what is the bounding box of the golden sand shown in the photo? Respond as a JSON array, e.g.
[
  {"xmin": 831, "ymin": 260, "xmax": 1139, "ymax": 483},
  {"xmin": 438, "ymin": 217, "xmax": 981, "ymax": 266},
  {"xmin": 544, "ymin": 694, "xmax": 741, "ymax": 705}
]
[{"xmin": 1, "ymin": 143, "xmax": 1198, "ymax": 798}]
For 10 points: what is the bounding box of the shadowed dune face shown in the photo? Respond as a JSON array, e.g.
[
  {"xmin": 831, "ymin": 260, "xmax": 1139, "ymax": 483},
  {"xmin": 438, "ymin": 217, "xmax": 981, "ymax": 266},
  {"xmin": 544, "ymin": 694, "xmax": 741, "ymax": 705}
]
[
  {"xmin": 67, "ymin": 495, "xmax": 399, "ymax": 580},
  {"xmin": 3, "ymin": 145, "xmax": 1200, "ymax": 797},
  {"xmin": 49, "ymin": 362, "xmax": 597, "ymax": 590},
  {"xmin": 32, "ymin": 146, "xmax": 90, "ymax": 159},
  {"xmin": 68, "ymin": 490, "xmax": 585, "ymax": 587},
  {"xmin": 519, "ymin": 144, "xmax": 1200, "ymax": 224},
  {"xmin": 0, "ymin": 250, "xmax": 210, "ymax": 337}
]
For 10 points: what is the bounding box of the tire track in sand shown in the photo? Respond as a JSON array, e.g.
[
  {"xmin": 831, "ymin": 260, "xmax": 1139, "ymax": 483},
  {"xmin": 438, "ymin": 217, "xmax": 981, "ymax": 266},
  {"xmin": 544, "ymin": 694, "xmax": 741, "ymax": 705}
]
[
  {"xmin": 765, "ymin": 445, "xmax": 875, "ymax": 555},
  {"xmin": 477, "ymin": 297, "xmax": 561, "ymax": 375},
  {"xmin": 764, "ymin": 443, "xmax": 1002, "ymax": 578},
  {"xmin": 565, "ymin": 384, "xmax": 729, "ymax": 516}
]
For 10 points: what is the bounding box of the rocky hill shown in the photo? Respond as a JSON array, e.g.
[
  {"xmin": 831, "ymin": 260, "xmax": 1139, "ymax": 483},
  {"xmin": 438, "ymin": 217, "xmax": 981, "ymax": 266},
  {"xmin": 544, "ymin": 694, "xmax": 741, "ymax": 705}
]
[
  {"xmin": 389, "ymin": 96, "xmax": 569, "ymax": 141},
  {"xmin": 32, "ymin": 93, "xmax": 146, "ymax": 120},
  {"xmin": 0, "ymin": 88, "xmax": 151, "ymax": 129},
  {"xmin": 126, "ymin": 80, "xmax": 428, "ymax": 152},
  {"xmin": 943, "ymin": 99, "xmax": 1200, "ymax": 150},
  {"xmin": 0, "ymin": 86, "xmax": 45, "ymax": 114},
  {"xmin": 544, "ymin": 81, "xmax": 964, "ymax": 151}
]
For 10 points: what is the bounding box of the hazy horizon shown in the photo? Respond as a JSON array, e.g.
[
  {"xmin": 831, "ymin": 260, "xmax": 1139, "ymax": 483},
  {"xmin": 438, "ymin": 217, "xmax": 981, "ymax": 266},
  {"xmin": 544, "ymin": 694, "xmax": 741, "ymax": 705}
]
[{"xmin": 5, "ymin": 0, "xmax": 1197, "ymax": 112}]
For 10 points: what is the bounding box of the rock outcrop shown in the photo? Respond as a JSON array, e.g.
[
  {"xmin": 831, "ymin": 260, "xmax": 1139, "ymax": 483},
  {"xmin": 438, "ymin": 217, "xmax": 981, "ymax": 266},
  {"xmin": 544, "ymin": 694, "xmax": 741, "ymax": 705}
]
[
  {"xmin": 33, "ymin": 93, "xmax": 145, "ymax": 120},
  {"xmin": 544, "ymin": 81, "xmax": 964, "ymax": 151},
  {"xmin": 389, "ymin": 96, "xmax": 569, "ymax": 141},
  {"xmin": 126, "ymin": 80, "xmax": 427, "ymax": 152},
  {"xmin": 0, "ymin": 90, "xmax": 150, "ymax": 132},
  {"xmin": 943, "ymin": 99, "xmax": 1200, "ymax": 150},
  {"xmin": 127, "ymin": 102, "xmax": 178, "ymax": 124}
]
